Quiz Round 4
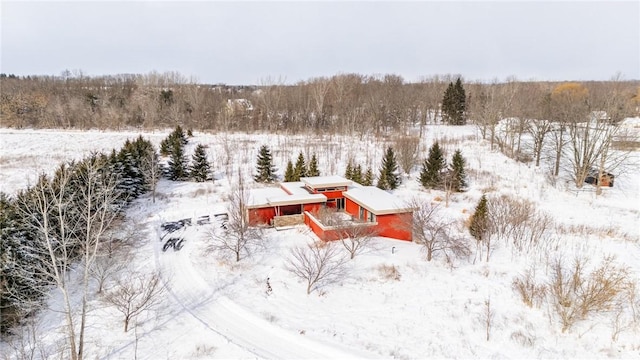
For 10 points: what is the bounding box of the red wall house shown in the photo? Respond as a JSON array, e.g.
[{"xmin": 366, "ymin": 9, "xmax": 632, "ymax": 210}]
[
  {"xmin": 248, "ymin": 186, "xmax": 326, "ymax": 226},
  {"xmin": 248, "ymin": 176, "xmax": 414, "ymax": 241},
  {"xmin": 343, "ymin": 187, "xmax": 414, "ymax": 241}
]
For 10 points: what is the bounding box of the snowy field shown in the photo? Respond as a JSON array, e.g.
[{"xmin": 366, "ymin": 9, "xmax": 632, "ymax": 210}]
[{"xmin": 1, "ymin": 126, "xmax": 639, "ymax": 359}]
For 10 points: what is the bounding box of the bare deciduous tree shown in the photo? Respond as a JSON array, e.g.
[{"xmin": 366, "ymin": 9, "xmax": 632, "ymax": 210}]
[
  {"xmin": 89, "ymin": 221, "xmax": 137, "ymax": 294},
  {"xmin": 207, "ymin": 173, "xmax": 262, "ymax": 262},
  {"xmin": 394, "ymin": 136, "xmax": 421, "ymax": 176},
  {"xmin": 103, "ymin": 271, "xmax": 165, "ymax": 332},
  {"xmin": 548, "ymin": 255, "xmax": 632, "ymax": 333},
  {"xmin": 484, "ymin": 297, "xmax": 494, "ymax": 341},
  {"xmin": 336, "ymin": 223, "xmax": 379, "ymax": 260},
  {"xmin": 401, "ymin": 199, "xmax": 469, "ymax": 262},
  {"xmin": 14, "ymin": 157, "xmax": 122, "ymax": 360},
  {"xmin": 566, "ymin": 76, "xmax": 636, "ymax": 193},
  {"xmin": 285, "ymin": 241, "xmax": 347, "ymax": 294},
  {"xmin": 549, "ymin": 82, "xmax": 590, "ymax": 177}
]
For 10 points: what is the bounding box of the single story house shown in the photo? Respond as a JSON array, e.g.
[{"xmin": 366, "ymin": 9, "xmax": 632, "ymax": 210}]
[{"xmin": 247, "ymin": 175, "xmax": 414, "ymax": 241}]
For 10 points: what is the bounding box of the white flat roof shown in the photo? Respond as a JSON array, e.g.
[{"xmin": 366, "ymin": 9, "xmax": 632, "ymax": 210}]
[
  {"xmin": 248, "ymin": 187, "xmax": 326, "ymax": 208},
  {"xmin": 301, "ymin": 175, "xmax": 352, "ymax": 189},
  {"xmin": 280, "ymin": 182, "xmax": 313, "ymax": 195},
  {"xmin": 248, "ymin": 187, "xmax": 289, "ymax": 208},
  {"xmin": 267, "ymin": 193, "xmax": 327, "ymax": 206},
  {"xmin": 344, "ymin": 187, "xmax": 414, "ymax": 215}
]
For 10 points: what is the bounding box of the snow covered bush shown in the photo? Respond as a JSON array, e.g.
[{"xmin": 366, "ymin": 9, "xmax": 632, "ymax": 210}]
[
  {"xmin": 547, "ymin": 255, "xmax": 633, "ymax": 333},
  {"xmin": 512, "ymin": 267, "xmax": 547, "ymax": 308},
  {"xmin": 377, "ymin": 264, "xmax": 401, "ymax": 281}
]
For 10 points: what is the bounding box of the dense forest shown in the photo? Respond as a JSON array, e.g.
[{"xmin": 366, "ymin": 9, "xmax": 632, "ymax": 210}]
[{"xmin": 1, "ymin": 72, "xmax": 638, "ymax": 136}]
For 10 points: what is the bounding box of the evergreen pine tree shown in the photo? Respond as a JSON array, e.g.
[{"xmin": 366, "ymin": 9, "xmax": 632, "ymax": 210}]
[
  {"xmin": 159, "ymin": 137, "xmax": 171, "ymax": 156},
  {"xmin": 117, "ymin": 149, "xmax": 145, "ymax": 198},
  {"xmin": 167, "ymin": 141, "xmax": 188, "ymax": 181},
  {"xmin": 449, "ymin": 149, "xmax": 467, "ymax": 192},
  {"xmin": 419, "ymin": 142, "xmax": 445, "ymax": 189},
  {"xmin": 284, "ymin": 160, "xmax": 295, "ymax": 182},
  {"xmin": 469, "ymin": 195, "xmax": 489, "ymax": 241},
  {"xmin": 307, "ymin": 153, "xmax": 320, "ymax": 177},
  {"xmin": 352, "ymin": 164, "xmax": 363, "ymax": 184},
  {"xmin": 254, "ymin": 145, "xmax": 277, "ymax": 183},
  {"xmin": 344, "ymin": 159, "xmax": 354, "ymax": 180},
  {"xmin": 0, "ymin": 192, "xmax": 48, "ymax": 330},
  {"xmin": 362, "ymin": 167, "xmax": 374, "ymax": 186},
  {"xmin": 172, "ymin": 125, "xmax": 188, "ymax": 145},
  {"xmin": 454, "ymin": 78, "xmax": 467, "ymax": 125},
  {"xmin": 293, "ymin": 152, "xmax": 307, "ymax": 180},
  {"xmin": 441, "ymin": 82, "xmax": 455, "ymax": 125},
  {"xmin": 377, "ymin": 147, "xmax": 400, "ymax": 190},
  {"xmin": 441, "ymin": 78, "xmax": 467, "ymax": 125},
  {"xmin": 189, "ymin": 144, "xmax": 212, "ymax": 182}
]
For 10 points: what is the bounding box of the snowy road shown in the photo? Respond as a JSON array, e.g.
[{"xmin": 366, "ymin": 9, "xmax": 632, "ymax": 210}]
[{"xmin": 154, "ymin": 229, "xmax": 376, "ymax": 359}]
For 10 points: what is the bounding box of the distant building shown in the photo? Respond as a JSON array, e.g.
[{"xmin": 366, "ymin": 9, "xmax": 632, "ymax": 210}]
[
  {"xmin": 585, "ymin": 168, "xmax": 614, "ymax": 187},
  {"xmin": 225, "ymin": 98, "xmax": 253, "ymax": 116},
  {"xmin": 247, "ymin": 175, "xmax": 414, "ymax": 241}
]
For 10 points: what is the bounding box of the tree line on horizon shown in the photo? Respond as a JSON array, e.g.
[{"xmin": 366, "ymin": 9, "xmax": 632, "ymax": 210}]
[{"xmin": 1, "ymin": 71, "xmax": 638, "ymax": 136}]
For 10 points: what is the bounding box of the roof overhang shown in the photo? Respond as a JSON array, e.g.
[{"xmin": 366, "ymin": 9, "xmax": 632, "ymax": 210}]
[
  {"xmin": 343, "ymin": 188, "xmax": 415, "ymax": 215},
  {"xmin": 301, "ymin": 175, "xmax": 352, "ymax": 189}
]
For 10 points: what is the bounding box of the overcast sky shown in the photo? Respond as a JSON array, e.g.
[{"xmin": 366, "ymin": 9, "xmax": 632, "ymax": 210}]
[{"xmin": 1, "ymin": 1, "xmax": 639, "ymax": 84}]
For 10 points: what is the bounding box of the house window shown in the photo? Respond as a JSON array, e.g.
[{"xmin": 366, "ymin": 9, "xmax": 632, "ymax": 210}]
[
  {"xmin": 359, "ymin": 206, "xmax": 365, "ymax": 220},
  {"xmin": 336, "ymin": 198, "xmax": 345, "ymax": 210},
  {"xmin": 368, "ymin": 212, "xmax": 376, "ymax": 223}
]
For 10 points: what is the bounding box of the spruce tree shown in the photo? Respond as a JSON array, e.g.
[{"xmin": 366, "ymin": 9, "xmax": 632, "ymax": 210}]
[
  {"xmin": 352, "ymin": 164, "xmax": 363, "ymax": 184},
  {"xmin": 171, "ymin": 125, "xmax": 188, "ymax": 146},
  {"xmin": 159, "ymin": 137, "xmax": 171, "ymax": 156},
  {"xmin": 469, "ymin": 195, "xmax": 489, "ymax": 241},
  {"xmin": 454, "ymin": 78, "xmax": 467, "ymax": 125},
  {"xmin": 449, "ymin": 149, "xmax": 467, "ymax": 192},
  {"xmin": 441, "ymin": 82, "xmax": 455, "ymax": 125},
  {"xmin": 284, "ymin": 160, "xmax": 295, "ymax": 182},
  {"xmin": 377, "ymin": 147, "xmax": 400, "ymax": 190},
  {"xmin": 307, "ymin": 153, "xmax": 320, "ymax": 177},
  {"xmin": 0, "ymin": 192, "xmax": 47, "ymax": 330},
  {"xmin": 117, "ymin": 149, "xmax": 144, "ymax": 198},
  {"xmin": 362, "ymin": 167, "xmax": 374, "ymax": 186},
  {"xmin": 167, "ymin": 141, "xmax": 188, "ymax": 181},
  {"xmin": 441, "ymin": 78, "xmax": 467, "ymax": 125},
  {"xmin": 419, "ymin": 142, "xmax": 445, "ymax": 189},
  {"xmin": 189, "ymin": 144, "xmax": 212, "ymax": 182},
  {"xmin": 345, "ymin": 159, "xmax": 354, "ymax": 180},
  {"xmin": 254, "ymin": 145, "xmax": 277, "ymax": 183},
  {"xmin": 293, "ymin": 152, "xmax": 307, "ymax": 180}
]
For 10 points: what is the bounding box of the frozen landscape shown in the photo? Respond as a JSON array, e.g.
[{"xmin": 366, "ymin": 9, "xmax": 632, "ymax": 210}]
[{"xmin": 1, "ymin": 124, "xmax": 639, "ymax": 359}]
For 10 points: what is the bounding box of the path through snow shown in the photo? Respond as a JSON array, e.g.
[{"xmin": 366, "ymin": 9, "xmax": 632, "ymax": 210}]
[{"xmin": 154, "ymin": 226, "xmax": 377, "ymax": 359}]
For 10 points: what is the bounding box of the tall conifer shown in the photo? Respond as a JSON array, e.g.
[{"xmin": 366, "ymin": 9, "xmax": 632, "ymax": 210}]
[
  {"xmin": 362, "ymin": 167, "xmax": 374, "ymax": 186},
  {"xmin": 293, "ymin": 152, "xmax": 307, "ymax": 180},
  {"xmin": 469, "ymin": 195, "xmax": 489, "ymax": 241},
  {"xmin": 284, "ymin": 160, "xmax": 295, "ymax": 182},
  {"xmin": 307, "ymin": 154, "xmax": 320, "ymax": 177},
  {"xmin": 377, "ymin": 147, "xmax": 400, "ymax": 190},
  {"xmin": 419, "ymin": 142, "xmax": 445, "ymax": 189},
  {"xmin": 254, "ymin": 145, "xmax": 277, "ymax": 183},
  {"xmin": 449, "ymin": 149, "xmax": 467, "ymax": 192},
  {"xmin": 190, "ymin": 144, "xmax": 212, "ymax": 182}
]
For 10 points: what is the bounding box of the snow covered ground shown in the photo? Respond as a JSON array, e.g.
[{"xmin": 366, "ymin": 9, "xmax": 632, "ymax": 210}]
[{"xmin": 1, "ymin": 126, "xmax": 639, "ymax": 359}]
